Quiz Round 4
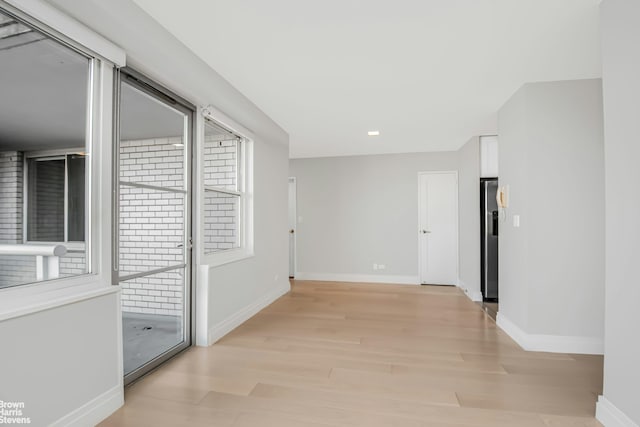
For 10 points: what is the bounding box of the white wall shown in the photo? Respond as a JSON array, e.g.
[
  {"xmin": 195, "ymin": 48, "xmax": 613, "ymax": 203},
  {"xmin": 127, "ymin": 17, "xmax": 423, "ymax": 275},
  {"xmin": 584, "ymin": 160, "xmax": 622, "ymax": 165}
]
[
  {"xmin": 0, "ymin": 293, "xmax": 121, "ymax": 426},
  {"xmin": 497, "ymin": 87, "xmax": 529, "ymax": 330},
  {"xmin": 497, "ymin": 79, "xmax": 605, "ymax": 354},
  {"xmin": 0, "ymin": 22, "xmax": 120, "ymax": 425},
  {"xmin": 457, "ymin": 137, "xmax": 481, "ymax": 300},
  {"xmin": 204, "ymin": 141, "xmax": 290, "ymax": 344},
  {"xmin": 597, "ymin": 1, "xmax": 640, "ymax": 425},
  {"xmin": 289, "ymin": 151, "xmax": 458, "ymax": 284}
]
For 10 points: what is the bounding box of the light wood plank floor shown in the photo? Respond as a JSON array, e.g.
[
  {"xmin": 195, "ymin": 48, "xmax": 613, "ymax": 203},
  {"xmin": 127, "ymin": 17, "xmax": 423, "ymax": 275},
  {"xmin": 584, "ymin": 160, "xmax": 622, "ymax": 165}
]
[{"xmin": 100, "ymin": 280, "xmax": 603, "ymax": 427}]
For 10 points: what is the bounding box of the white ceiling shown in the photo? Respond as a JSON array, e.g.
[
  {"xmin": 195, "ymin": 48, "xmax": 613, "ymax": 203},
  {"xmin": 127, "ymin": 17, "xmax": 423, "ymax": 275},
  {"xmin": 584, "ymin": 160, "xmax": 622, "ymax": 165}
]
[
  {"xmin": 120, "ymin": 81, "xmax": 185, "ymax": 141},
  {"xmin": 0, "ymin": 36, "xmax": 88, "ymax": 151},
  {"xmin": 133, "ymin": 0, "xmax": 601, "ymax": 158}
]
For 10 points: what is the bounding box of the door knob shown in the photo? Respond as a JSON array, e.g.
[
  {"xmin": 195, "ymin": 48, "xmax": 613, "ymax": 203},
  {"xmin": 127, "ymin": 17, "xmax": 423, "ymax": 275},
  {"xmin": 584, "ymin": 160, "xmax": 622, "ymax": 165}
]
[
  {"xmin": 289, "ymin": 229, "xmax": 295, "ymax": 234},
  {"xmin": 421, "ymin": 230, "xmax": 431, "ymax": 234}
]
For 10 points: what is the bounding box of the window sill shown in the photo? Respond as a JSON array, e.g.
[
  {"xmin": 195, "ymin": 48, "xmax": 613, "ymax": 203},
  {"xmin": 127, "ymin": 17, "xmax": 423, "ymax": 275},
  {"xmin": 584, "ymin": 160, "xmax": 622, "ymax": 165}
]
[
  {"xmin": 202, "ymin": 248, "xmax": 254, "ymax": 269},
  {"xmin": 0, "ymin": 278, "xmax": 118, "ymax": 322}
]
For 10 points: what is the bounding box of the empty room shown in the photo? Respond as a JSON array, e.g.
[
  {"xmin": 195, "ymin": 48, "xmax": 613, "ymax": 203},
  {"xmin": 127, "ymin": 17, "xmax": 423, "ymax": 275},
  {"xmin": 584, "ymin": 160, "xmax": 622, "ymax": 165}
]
[{"xmin": 0, "ymin": 1, "xmax": 638, "ymax": 427}]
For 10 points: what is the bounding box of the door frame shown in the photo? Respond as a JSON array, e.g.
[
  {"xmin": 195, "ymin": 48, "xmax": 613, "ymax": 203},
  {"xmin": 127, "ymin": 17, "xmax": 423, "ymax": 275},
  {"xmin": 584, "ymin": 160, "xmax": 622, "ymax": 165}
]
[
  {"xmin": 114, "ymin": 67, "xmax": 196, "ymax": 385},
  {"xmin": 288, "ymin": 176, "xmax": 297, "ymax": 278},
  {"xmin": 417, "ymin": 170, "xmax": 459, "ymax": 285}
]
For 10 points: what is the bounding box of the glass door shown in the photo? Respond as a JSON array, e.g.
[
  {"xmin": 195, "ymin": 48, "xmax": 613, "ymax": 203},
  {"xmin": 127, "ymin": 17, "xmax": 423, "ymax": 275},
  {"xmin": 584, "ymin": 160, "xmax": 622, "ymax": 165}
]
[{"xmin": 115, "ymin": 69, "xmax": 193, "ymax": 384}]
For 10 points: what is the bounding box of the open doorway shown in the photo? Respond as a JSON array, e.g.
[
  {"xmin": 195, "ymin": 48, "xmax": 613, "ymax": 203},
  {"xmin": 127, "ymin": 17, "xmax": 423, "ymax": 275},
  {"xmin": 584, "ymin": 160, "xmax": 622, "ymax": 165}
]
[{"xmin": 288, "ymin": 177, "xmax": 297, "ymax": 278}]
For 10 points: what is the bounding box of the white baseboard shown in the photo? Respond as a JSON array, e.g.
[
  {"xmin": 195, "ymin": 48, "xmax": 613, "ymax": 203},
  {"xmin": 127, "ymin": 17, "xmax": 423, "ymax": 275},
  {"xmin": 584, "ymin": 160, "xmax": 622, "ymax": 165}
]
[
  {"xmin": 51, "ymin": 384, "xmax": 123, "ymax": 427},
  {"xmin": 496, "ymin": 313, "xmax": 604, "ymax": 355},
  {"xmin": 465, "ymin": 289, "xmax": 483, "ymax": 302},
  {"xmin": 456, "ymin": 279, "xmax": 483, "ymax": 302},
  {"xmin": 596, "ymin": 395, "xmax": 639, "ymax": 427},
  {"xmin": 206, "ymin": 282, "xmax": 290, "ymax": 345},
  {"xmin": 294, "ymin": 272, "xmax": 419, "ymax": 285}
]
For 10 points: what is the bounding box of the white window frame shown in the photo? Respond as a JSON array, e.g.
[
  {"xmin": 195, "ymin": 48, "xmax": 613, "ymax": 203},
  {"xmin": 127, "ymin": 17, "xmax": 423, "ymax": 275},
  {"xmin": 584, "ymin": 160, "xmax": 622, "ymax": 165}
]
[
  {"xmin": 198, "ymin": 109, "xmax": 254, "ymax": 268},
  {"xmin": 23, "ymin": 148, "xmax": 88, "ymax": 251},
  {"xmin": 0, "ymin": 0, "xmax": 124, "ymax": 321}
]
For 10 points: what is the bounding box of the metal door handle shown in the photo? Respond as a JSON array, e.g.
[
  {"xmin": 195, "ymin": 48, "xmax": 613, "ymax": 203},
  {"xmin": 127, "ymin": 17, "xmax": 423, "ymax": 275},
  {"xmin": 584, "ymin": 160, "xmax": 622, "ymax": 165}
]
[{"xmin": 421, "ymin": 230, "xmax": 431, "ymax": 234}]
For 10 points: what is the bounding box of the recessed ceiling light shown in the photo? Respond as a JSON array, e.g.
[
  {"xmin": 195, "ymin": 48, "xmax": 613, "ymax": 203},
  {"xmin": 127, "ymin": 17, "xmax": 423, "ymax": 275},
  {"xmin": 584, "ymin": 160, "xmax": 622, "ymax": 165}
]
[{"xmin": 368, "ymin": 131, "xmax": 380, "ymax": 136}]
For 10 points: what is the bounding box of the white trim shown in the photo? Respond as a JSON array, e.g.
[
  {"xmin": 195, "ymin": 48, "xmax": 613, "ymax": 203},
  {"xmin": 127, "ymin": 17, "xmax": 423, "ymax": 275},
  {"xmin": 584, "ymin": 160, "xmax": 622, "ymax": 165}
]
[
  {"xmin": 1, "ymin": 0, "xmax": 125, "ymax": 66},
  {"xmin": 198, "ymin": 112, "xmax": 254, "ymax": 267},
  {"xmin": 0, "ymin": 59, "xmax": 115, "ymax": 322},
  {"xmin": 24, "ymin": 147, "xmax": 85, "ymax": 158},
  {"xmin": 596, "ymin": 396, "xmax": 640, "ymax": 427},
  {"xmin": 202, "ymin": 105, "xmax": 256, "ymax": 142},
  {"xmin": 23, "ymin": 152, "xmax": 89, "ymax": 246},
  {"xmin": 417, "ymin": 170, "xmax": 459, "ymax": 285},
  {"xmin": 202, "ymin": 248, "xmax": 254, "ymax": 268},
  {"xmin": 457, "ymin": 279, "xmax": 483, "ymax": 302},
  {"xmin": 496, "ymin": 313, "xmax": 604, "ymax": 355},
  {"xmin": 0, "ymin": 282, "xmax": 118, "ymax": 322},
  {"xmin": 295, "ymin": 273, "xmax": 420, "ymax": 285},
  {"xmin": 50, "ymin": 384, "xmax": 124, "ymax": 427},
  {"xmin": 205, "ymin": 282, "xmax": 290, "ymax": 346},
  {"xmin": 195, "ymin": 265, "xmax": 209, "ymax": 346}
]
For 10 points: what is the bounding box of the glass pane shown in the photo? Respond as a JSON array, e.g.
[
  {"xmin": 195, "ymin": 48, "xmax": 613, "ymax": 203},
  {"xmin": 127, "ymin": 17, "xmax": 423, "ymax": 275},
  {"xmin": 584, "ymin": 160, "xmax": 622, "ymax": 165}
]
[
  {"xmin": 119, "ymin": 185, "xmax": 185, "ymax": 276},
  {"xmin": 0, "ymin": 256, "xmax": 35, "ymax": 289},
  {"xmin": 119, "ymin": 77, "xmax": 190, "ymax": 383},
  {"xmin": 204, "ymin": 191, "xmax": 240, "ymax": 253},
  {"xmin": 204, "ymin": 120, "xmax": 239, "ymax": 191},
  {"xmin": 67, "ymin": 154, "xmax": 86, "ymax": 241},
  {"xmin": 120, "ymin": 83, "xmax": 186, "ymax": 191},
  {"xmin": 27, "ymin": 158, "xmax": 64, "ymax": 242},
  {"xmin": 121, "ymin": 268, "xmax": 185, "ymax": 376},
  {"xmin": 0, "ymin": 8, "xmax": 90, "ymax": 289}
]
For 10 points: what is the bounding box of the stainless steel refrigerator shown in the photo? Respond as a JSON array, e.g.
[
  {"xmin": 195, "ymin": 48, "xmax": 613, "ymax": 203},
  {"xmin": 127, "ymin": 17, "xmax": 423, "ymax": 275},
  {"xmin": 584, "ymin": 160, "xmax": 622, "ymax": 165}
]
[{"xmin": 481, "ymin": 179, "xmax": 499, "ymax": 301}]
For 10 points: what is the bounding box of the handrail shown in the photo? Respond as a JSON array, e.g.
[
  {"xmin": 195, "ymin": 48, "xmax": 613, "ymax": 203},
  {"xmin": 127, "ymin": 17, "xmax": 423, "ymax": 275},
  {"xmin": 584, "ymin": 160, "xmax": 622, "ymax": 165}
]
[{"xmin": 0, "ymin": 244, "xmax": 67, "ymax": 257}]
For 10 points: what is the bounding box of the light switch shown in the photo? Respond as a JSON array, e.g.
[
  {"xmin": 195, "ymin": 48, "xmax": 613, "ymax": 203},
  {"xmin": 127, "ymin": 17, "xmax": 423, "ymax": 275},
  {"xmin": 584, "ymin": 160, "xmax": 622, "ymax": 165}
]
[{"xmin": 513, "ymin": 215, "xmax": 520, "ymax": 228}]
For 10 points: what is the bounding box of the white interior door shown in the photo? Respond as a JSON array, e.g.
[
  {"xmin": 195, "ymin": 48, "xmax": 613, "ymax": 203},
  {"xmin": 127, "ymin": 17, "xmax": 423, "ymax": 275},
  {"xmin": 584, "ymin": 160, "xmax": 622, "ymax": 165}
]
[
  {"xmin": 288, "ymin": 177, "xmax": 297, "ymax": 278},
  {"xmin": 418, "ymin": 171, "xmax": 458, "ymax": 285}
]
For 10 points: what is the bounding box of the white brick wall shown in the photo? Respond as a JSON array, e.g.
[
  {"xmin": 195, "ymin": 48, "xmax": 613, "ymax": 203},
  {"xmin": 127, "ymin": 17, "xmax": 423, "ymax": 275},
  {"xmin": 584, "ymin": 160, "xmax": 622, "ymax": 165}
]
[
  {"xmin": 118, "ymin": 135, "xmax": 243, "ymax": 312},
  {"xmin": 0, "ymin": 151, "xmax": 23, "ymax": 244},
  {"xmin": 120, "ymin": 269, "xmax": 185, "ymax": 316},
  {"xmin": 0, "ymin": 151, "xmax": 30, "ymax": 288},
  {"xmin": 0, "ymin": 252, "xmax": 86, "ymax": 288},
  {"xmin": 119, "ymin": 137, "xmax": 186, "ymax": 315},
  {"xmin": 60, "ymin": 252, "xmax": 86, "ymax": 277},
  {"xmin": 203, "ymin": 138, "xmax": 240, "ymax": 253},
  {"xmin": 0, "ymin": 255, "xmax": 35, "ymax": 288}
]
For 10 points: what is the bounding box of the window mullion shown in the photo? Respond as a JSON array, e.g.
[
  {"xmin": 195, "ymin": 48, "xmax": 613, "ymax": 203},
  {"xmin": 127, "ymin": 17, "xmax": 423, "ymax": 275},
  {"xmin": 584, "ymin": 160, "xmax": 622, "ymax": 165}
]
[{"xmin": 64, "ymin": 155, "xmax": 69, "ymax": 243}]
